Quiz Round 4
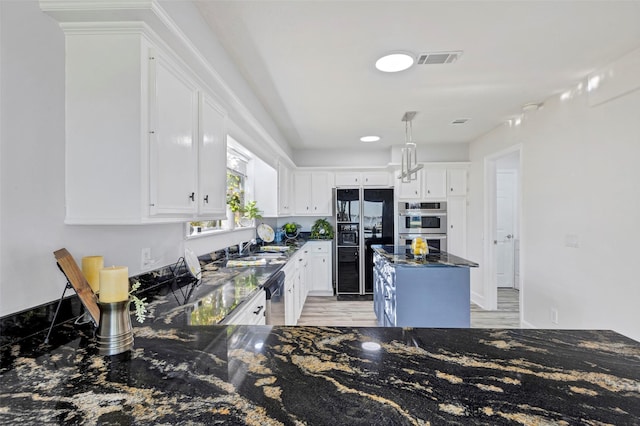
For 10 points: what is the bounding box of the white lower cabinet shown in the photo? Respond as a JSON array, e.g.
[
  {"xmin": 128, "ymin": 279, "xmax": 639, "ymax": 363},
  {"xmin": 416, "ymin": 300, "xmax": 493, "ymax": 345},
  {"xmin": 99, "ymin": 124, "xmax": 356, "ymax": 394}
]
[
  {"xmin": 222, "ymin": 290, "xmax": 266, "ymax": 325},
  {"xmin": 282, "ymin": 242, "xmax": 332, "ymax": 325},
  {"xmin": 283, "ymin": 256, "xmax": 299, "ymax": 326},
  {"xmin": 306, "ymin": 241, "xmax": 333, "ymax": 296}
]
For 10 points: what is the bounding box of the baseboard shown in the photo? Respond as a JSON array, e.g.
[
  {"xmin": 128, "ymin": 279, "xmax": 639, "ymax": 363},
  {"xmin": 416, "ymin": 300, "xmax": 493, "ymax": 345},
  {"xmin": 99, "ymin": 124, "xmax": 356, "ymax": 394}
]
[
  {"xmin": 470, "ymin": 291, "xmax": 486, "ymax": 309},
  {"xmin": 308, "ymin": 291, "xmax": 334, "ymax": 297},
  {"xmin": 337, "ymin": 294, "xmax": 373, "ymax": 301}
]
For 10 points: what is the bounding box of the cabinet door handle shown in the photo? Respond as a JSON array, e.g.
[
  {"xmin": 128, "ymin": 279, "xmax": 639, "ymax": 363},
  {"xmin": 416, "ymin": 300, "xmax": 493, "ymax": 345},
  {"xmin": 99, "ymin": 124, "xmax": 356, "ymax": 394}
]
[
  {"xmin": 189, "ymin": 192, "xmax": 195, "ymax": 201},
  {"xmin": 203, "ymin": 195, "xmax": 209, "ymax": 203},
  {"xmin": 253, "ymin": 305, "xmax": 264, "ymax": 315}
]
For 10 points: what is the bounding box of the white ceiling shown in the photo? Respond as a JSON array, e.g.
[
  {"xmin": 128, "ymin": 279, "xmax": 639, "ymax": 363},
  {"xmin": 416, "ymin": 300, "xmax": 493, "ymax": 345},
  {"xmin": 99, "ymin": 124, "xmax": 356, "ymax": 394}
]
[{"xmin": 195, "ymin": 1, "xmax": 640, "ymax": 151}]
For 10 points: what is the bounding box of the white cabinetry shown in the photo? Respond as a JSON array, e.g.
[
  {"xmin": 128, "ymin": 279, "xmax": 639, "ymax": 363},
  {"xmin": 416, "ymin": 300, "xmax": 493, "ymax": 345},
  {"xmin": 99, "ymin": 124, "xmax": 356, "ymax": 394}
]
[
  {"xmin": 424, "ymin": 169, "xmax": 447, "ymax": 199},
  {"xmin": 149, "ymin": 52, "xmax": 199, "ymax": 217},
  {"xmin": 293, "ymin": 172, "xmax": 332, "ymax": 215},
  {"xmin": 278, "ymin": 161, "xmax": 293, "ymax": 216},
  {"xmin": 335, "ymin": 171, "xmax": 389, "ymax": 187},
  {"xmin": 397, "ymin": 173, "xmax": 422, "ymax": 200},
  {"xmin": 221, "ymin": 290, "xmax": 266, "ymax": 325},
  {"xmin": 447, "ymin": 196, "xmax": 467, "ymax": 257},
  {"xmin": 283, "ymin": 253, "xmax": 301, "ymax": 325},
  {"xmin": 197, "ymin": 94, "xmax": 227, "ymax": 218},
  {"xmin": 62, "ymin": 28, "xmax": 227, "ymax": 224},
  {"xmin": 306, "ymin": 241, "xmax": 333, "ymax": 296},
  {"xmin": 447, "ymin": 168, "xmax": 468, "ymax": 196}
]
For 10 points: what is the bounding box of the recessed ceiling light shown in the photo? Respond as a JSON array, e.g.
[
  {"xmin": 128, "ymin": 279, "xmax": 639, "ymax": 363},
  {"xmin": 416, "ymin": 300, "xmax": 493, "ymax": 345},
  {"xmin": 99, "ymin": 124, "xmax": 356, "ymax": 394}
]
[
  {"xmin": 375, "ymin": 52, "xmax": 414, "ymax": 72},
  {"xmin": 360, "ymin": 135, "xmax": 381, "ymax": 142}
]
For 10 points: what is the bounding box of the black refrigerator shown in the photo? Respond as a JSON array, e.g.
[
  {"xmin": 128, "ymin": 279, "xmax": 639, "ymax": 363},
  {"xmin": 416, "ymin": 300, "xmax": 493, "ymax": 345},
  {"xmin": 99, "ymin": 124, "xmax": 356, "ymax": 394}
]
[{"xmin": 335, "ymin": 188, "xmax": 394, "ymax": 296}]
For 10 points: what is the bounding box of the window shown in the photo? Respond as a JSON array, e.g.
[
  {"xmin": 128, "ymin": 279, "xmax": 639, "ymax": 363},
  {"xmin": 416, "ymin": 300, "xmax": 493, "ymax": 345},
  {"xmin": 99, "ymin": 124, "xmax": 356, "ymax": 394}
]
[{"xmin": 187, "ymin": 142, "xmax": 250, "ymax": 236}]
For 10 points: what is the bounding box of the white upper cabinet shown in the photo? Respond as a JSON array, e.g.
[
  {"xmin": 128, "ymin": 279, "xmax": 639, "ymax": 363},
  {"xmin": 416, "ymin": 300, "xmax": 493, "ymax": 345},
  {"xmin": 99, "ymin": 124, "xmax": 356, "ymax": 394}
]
[
  {"xmin": 60, "ymin": 28, "xmax": 227, "ymax": 224},
  {"xmin": 397, "ymin": 172, "xmax": 422, "ymax": 200},
  {"xmin": 278, "ymin": 161, "xmax": 292, "ymax": 216},
  {"xmin": 149, "ymin": 52, "xmax": 199, "ymax": 217},
  {"xmin": 447, "ymin": 168, "xmax": 468, "ymax": 196},
  {"xmin": 335, "ymin": 171, "xmax": 390, "ymax": 187},
  {"xmin": 423, "ymin": 169, "xmax": 447, "ymax": 199},
  {"xmin": 198, "ymin": 93, "xmax": 227, "ymax": 219},
  {"xmin": 293, "ymin": 172, "xmax": 333, "ymax": 216}
]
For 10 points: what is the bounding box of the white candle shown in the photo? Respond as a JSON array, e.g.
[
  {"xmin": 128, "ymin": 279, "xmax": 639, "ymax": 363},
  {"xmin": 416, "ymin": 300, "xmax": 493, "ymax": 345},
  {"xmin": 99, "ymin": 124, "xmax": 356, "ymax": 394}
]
[
  {"xmin": 82, "ymin": 256, "xmax": 103, "ymax": 293},
  {"xmin": 99, "ymin": 266, "xmax": 129, "ymax": 303}
]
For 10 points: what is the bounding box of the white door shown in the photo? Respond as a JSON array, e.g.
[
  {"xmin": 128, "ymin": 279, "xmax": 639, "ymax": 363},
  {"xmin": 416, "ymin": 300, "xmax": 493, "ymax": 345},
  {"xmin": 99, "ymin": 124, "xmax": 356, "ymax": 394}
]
[{"xmin": 496, "ymin": 170, "xmax": 517, "ymax": 287}]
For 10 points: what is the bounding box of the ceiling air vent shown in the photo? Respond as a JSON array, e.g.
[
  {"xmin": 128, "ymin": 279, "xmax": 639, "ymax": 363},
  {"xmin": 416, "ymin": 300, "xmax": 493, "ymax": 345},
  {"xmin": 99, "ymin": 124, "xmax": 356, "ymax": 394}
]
[
  {"xmin": 417, "ymin": 51, "xmax": 462, "ymax": 65},
  {"xmin": 451, "ymin": 118, "xmax": 469, "ymax": 125}
]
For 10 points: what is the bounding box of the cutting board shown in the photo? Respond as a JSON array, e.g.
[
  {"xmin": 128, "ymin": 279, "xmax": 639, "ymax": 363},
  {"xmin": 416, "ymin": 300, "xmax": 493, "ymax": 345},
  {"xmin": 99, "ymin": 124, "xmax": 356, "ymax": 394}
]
[{"xmin": 54, "ymin": 248, "xmax": 100, "ymax": 326}]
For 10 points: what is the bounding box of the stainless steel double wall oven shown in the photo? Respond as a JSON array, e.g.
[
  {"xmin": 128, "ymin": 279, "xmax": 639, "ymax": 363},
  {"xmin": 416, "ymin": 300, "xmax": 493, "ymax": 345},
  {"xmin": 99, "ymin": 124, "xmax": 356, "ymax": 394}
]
[{"xmin": 398, "ymin": 201, "xmax": 447, "ymax": 253}]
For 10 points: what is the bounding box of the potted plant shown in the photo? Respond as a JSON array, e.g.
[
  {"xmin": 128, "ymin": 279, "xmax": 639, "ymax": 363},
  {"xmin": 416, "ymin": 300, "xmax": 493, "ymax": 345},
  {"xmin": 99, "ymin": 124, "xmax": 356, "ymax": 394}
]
[
  {"xmin": 282, "ymin": 222, "xmax": 301, "ymax": 239},
  {"xmin": 240, "ymin": 200, "xmax": 262, "ymax": 227},
  {"xmin": 310, "ymin": 218, "xmax": 334, "ymax": 240}
]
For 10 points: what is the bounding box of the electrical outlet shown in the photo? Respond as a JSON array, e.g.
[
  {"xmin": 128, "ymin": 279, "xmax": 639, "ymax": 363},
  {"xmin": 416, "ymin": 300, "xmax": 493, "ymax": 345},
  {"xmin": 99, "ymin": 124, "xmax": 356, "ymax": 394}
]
[
  {"xmin": 141, "ymin": 248, "xmax": 151, "ymax": 269},
  {"xmin": 550, "ymin": 308, "xmax": 559, "ymax": 325},
  {"xmin": 564, "ymin": 234, "xmax": 579, "ymax": 248}
]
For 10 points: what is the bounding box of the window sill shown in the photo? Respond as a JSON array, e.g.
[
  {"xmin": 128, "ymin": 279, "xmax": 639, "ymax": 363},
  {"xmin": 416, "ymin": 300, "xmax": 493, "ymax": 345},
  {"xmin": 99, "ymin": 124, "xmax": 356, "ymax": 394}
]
[{"xmin": 185, "ymin": 226, "xmax": 256, "ymax": 240}]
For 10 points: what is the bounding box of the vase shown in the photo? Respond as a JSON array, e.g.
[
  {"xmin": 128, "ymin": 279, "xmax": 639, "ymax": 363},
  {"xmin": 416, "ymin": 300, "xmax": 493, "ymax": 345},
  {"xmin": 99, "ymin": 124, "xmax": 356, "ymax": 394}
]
[{"xmin": 225, "ymin": 207, "xmax": 235, "ymax": 230}]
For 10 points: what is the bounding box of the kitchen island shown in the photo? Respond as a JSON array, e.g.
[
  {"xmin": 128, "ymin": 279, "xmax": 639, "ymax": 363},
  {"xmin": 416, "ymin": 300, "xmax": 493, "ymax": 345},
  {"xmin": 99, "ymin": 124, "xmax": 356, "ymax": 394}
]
[
  {"xmin": 373, "ymin": 245, "xmax": 479, "ymax": 328},
  {"xmin": 1, "ymin": 323, "xmax": 639, "ymax": 425}
]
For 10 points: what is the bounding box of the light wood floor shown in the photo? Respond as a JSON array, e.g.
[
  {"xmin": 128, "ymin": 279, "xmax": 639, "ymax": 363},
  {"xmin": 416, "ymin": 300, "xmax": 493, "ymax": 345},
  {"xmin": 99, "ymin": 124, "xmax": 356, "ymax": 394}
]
[{"xmin": 297, "ymin": 288, "xmax": 520, "ymax": 328}]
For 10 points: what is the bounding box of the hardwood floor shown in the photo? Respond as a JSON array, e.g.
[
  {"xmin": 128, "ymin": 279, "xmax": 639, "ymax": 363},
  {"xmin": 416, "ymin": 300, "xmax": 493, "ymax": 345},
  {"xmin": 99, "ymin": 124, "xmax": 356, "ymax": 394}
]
[{"xmin": 297, "ymin": 288, "xmax": 520, "ymax": 328}]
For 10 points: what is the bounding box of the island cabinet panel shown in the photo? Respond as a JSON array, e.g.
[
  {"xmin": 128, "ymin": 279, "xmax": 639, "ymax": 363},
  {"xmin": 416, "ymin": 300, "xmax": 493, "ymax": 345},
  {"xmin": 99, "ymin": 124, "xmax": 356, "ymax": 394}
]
[
  {"xmin": 373, "ymin": 252, "xmax": 470, "ymax": 328},
  {"xmin": 63, "ymin": 29, "xmax": 227, "ymax": 224}
]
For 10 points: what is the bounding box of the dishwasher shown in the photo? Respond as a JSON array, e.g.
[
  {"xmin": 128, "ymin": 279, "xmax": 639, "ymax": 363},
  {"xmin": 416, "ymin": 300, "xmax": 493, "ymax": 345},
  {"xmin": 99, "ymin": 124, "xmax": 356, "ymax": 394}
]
[{"xmin": 263, "ymin": 271, "xmax": 285, "ymax": 325}]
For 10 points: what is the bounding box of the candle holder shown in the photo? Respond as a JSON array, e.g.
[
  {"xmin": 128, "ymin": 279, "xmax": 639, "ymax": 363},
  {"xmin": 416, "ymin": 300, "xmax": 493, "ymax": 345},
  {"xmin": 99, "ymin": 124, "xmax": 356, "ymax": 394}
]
[{"xmin": 96, "ymin": 299, "xmax": 134, "ymax": 356}]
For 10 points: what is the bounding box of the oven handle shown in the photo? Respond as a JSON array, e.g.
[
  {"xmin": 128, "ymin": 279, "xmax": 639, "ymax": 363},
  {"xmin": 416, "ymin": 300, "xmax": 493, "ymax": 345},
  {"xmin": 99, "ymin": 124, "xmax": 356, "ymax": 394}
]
[
  {"xmin": 398, "ymin": 212, "xmax": 447, "ymax": 217},
  {"xmin": 400, "ymin": 234, "xmax": 447, "ymax": 239}
]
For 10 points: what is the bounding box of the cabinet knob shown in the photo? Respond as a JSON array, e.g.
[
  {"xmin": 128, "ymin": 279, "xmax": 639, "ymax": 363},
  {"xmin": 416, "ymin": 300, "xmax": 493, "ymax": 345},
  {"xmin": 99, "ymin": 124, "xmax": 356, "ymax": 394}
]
[
  {"xmin": 427, "ymin": 190, "xmax": 431, "ymax": 194},
  {"xmin": 189, "ymin": 192, "xmax": 195, "ymax": 201},
  {"xmin": 203, "ymin": 195, "xmax": 209, "ymax": 203},
  {"xmin": 451, "ymin": 187, "xmax": 454, "ymax": 192}
]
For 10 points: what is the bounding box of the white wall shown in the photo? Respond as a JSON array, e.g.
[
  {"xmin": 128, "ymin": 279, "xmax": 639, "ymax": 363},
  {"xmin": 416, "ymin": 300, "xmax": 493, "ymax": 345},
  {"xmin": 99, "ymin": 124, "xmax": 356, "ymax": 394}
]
[
  {"xmin": 468, "ymin": 51, "xmax": 640, "ymax": 341},
  {"xmin": 0, "ymin": 1, "xmax": 264, "ymax": 316}
]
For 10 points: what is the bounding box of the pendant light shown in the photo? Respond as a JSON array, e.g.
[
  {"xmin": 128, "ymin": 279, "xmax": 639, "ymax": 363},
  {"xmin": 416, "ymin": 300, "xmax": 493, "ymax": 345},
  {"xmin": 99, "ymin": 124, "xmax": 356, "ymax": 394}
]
[{"xmin": 399, "ymin": 111, "xmax": 423, "ymax": 182}]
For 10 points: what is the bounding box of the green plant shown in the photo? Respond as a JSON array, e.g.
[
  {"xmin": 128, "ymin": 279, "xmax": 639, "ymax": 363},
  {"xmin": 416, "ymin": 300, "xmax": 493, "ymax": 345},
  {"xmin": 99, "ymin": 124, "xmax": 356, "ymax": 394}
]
[
  {"xmin": 243, "ymin": 200, "xmax": 262, "ymax": 219},
  {"xmin": 226, "ymin": 172, "xmax": 244, "ymax": 213},
  {"xmin": 310, "ymin": 218, "xmax": 334, "ymax": 239},
  {"xmin": 282, "ymin": 222, "xmax": 300, "ymax": 235},
  {"xmin": 130, "ymin": 280, "xmax": 148, "ymax": 323}
]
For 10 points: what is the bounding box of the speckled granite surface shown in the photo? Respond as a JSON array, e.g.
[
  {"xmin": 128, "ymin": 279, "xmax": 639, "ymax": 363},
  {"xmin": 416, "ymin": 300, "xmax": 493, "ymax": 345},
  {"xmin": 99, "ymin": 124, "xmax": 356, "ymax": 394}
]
[
  {"xmin": 1, "ymin": 323, "xmax": 639, "ymax": 425},
  {"xmin": 373, "ymin": 245, "xmax": 479, "ymax": 268}
]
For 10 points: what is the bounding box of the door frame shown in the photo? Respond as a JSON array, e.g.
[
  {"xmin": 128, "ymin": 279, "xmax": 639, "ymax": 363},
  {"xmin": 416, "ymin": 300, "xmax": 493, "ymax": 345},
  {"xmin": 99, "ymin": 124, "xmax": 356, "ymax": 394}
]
[{"xmin": 483, "ymin": 145, "xmax": 523, "ymax": 317}]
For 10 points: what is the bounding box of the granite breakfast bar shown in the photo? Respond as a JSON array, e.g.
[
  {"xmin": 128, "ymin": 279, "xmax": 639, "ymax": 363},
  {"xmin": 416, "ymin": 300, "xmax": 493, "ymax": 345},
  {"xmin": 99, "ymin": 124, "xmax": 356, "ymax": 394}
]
[
  {"xmin": 1, "ymin": 324, "xmax": 639, "ymax": 425},
  {"xmin": 1, "ymin": 247, "xmax": 639, "ymax": 425}
]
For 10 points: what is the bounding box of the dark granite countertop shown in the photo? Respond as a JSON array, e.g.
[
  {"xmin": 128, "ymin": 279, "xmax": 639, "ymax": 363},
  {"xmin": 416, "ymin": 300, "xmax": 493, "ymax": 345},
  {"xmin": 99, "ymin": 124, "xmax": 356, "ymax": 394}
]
[
  {"xmin": 1, "ymin": 323, "xmax": 639, "ymax": 425},
  {"xmin": 145, "ymin": 244, "xmax": 299, "ymax": 326},
  {"xmin": 373, "ymin": 245, "xmax": 479, "ymax": 268}
]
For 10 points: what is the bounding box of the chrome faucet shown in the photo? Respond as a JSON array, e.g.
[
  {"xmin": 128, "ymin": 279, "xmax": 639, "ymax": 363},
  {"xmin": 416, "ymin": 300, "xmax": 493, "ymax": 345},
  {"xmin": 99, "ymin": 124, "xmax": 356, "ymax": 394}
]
[{"xmin": 239, "ymin": 239, "xmax": 256, "ymax": 256}]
